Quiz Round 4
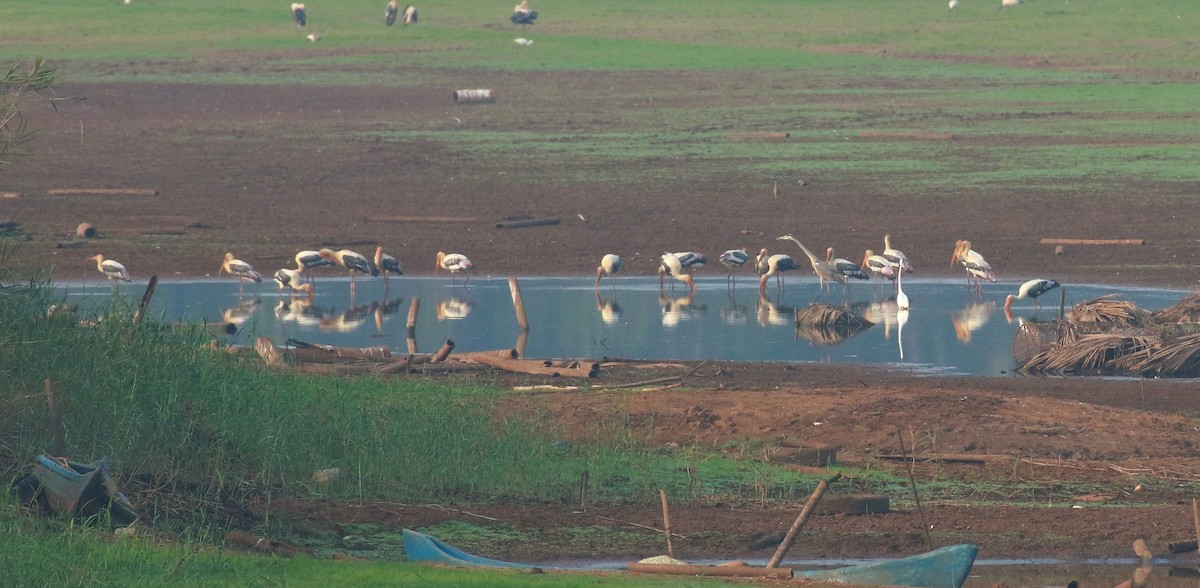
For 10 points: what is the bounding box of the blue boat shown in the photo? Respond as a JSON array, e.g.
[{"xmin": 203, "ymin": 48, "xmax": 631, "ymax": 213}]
[{"xmin": 402, "ymin": 529, "xmax": 534, "ymax": 569}]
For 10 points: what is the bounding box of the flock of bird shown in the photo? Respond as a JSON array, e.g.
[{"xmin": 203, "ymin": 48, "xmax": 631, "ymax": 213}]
[
  {"xmin": 86, "ymin": 234, "xmax": 1061, "ymax": 317},
  {"xmin": 948, "ymin": 0, "xmax": 1023, "ymax": 10},
  {"xmin": 287, "ymin": 0, "xmax": 537, "ymax": 42}
]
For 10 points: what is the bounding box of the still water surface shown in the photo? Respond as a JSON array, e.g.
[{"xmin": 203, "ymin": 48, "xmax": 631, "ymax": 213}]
[{"xmin": 63, "ymin": 276, "xmax": 1189, "ymax": 377}]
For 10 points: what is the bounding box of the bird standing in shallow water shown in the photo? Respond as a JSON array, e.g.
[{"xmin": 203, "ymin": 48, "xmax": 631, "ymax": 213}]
[
  {"xmin": 659, "ymin": 252, "xmax": 697, "ymax": 294},
  {"xmin": 374, "ymin": 246, "xmax": 404, "ymax": 290},
  {"xmin": 882, "ymin": 234, "xmax": 914, "ymax": 274},
  {"xmin": 220, "ymin": 252, "xmax": 263, "ymax": 295},
  {"xmin": 718, "ymin": 249, "xmax": 750, "ymax": 284},
  {"xmin": 1005, "ymin": 278, "xmax": 1059, "ymax": 311},
  {"xmin": 951, "ymin": 240, "xmax": 996, "ymax": 293},
  {"xmin": 320, "ymin": 248, "xmax": 379, "ymax": 291},
  {"xmin": 436, "ymin": 251, "xmax": 473, "ymax": 285},
  {"xmin": 595, "ymin": 254, "xmax": 622, "ymax": 289},
  {"xmin": 273, "ymin": 267, "xmax": 313, "ymax": 298},
  {"xmin": 757, "ymin": 248, "xmax": 800, "ymax": 295},
  {"xmin": 89, "ymin": 254, "xmax": 131, "ymax": 288}
]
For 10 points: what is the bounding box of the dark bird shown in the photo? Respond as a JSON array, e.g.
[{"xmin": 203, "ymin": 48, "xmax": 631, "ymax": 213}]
[
  {"xmin": 1005, "ymin": 278, "xmax": 1060, "ymax": 311},
  {"xmin": 220, "ymin": 252, "xmax": 263, "ymax": 295},
  {"xmin": 718, "ymin": 249, "xmax": 750, "ymax": 282},
  {"xmin": 387, "ymin": 1, "xmax": 417, "ymax": 26},
  {"xmin": 291, "ymin": 2, "xmax": 307, "ymax": 27},
  {"xmin": 319, "ymin": 248, "xmax": 379, "ymax": 290},
  {"xmin": 512, "ymin": 0, "xmax": 537, "ymax": 26},
  {"xmin": 374, "ymin": 246, "xmax": 404, "ymax": 289}
]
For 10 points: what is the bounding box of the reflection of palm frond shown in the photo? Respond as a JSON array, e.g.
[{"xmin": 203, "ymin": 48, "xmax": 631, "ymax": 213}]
[{"xmin": 794, "ymin": 303, "xmax": 873, "ymax": 347}]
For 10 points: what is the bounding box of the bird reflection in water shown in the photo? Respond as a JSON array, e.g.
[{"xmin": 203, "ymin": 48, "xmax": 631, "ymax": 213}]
[
  {"xmin": 274, "ymin": 296, "xmax": 329, "ymax": 327},
  {"xmin": 721, "ymin": 290, "xmax": 749, "ymax": 326},
  {"xmin": 320, "ymin": 301, "xmax": 374, "ymax": 332},
  {"xmin": 755, "ymin": 290, "xmax": 793, "ymax": 327},
  {"xmin": 953, "ymin": 300, "xmax": 994, "ymax": 343},
  {"xmin": 660, "ymin": 291, "xmax": 703, "ymax": 327},
  {"xmin": 896, "ymin": 307, "xmax": 909, "ymax": 360},
  {"xmin": 595, "ymin": 291, "xmax": 622, "ymax": 324},
  {"xmin": 436, "ymin": 298, "xmax": 473, "ymax": 320},
  {"xmin": 861, "ymin": 299, "xmax": 900, "ymax": 339},
  {"xmin": 222, "ymin": 298, "xmax": 262, "ymax": 330},
  {"xmin": 371, "ymin": 296, "xmax": 405, "ymax": 331}
]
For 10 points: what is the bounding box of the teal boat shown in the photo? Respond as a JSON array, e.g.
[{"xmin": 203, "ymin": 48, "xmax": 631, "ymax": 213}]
[
  {"xmin": 13, "ymin": 455, "xmax": 139, "ymax": 523},
  {"xmin": 403, "ymin": 528, "xmax": 976, "ymax": 588},
  {"xmin": 402, "ymin": 529, "xmax": 534, "ymax": 569},
  {"xmin": 797, "ymin": 543, "xmax": 977, "ymax": 587}
]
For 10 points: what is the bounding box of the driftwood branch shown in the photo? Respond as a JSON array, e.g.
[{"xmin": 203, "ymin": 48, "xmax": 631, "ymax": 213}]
[
  {"xmin": 495, "ymin": 217, "xmax": 561, "ymax": 229},
  {"xmin": 1039, "ymin": 238, "xmax": 1145, "ymax": 246},
  {"xmin": 48, "ymin": 188, "xmax": 159, "ymax": 196},
  {"xmin": 365, "ymin": 215, "xmax": 478, "ymax": 224}
]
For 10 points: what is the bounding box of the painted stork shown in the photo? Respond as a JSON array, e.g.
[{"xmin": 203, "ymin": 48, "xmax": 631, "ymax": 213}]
[
  {"xmin": 386, "ymin": 0, "xmax": 397, "ymax": 25},
  {"xmin": 435, "ymin": 251, "xmax": 473, "ymax": 285},
  {"xmin": 512, "ymin": 0, "xmax": 537, "ymax": 27},
  {"xmin": 757, "ymin": 249, "xmax": 801, "ymax": 295},
  {"xmin": 273, "ymin": 267, "xmax": 313, "ymax": 298},
  {"xmin": 951, "ymin": 240, "xmax": 996, "ymax": 291},
  {"xmin": 718, "ymin": 249, "xmax": 750, "ymax": 282},
  {"xmin": 291, "ymin": 2, "xmax": 307, "ymax": 27},
  {"xmin": 659, "ymin": 252, "xmax": 696, "ymax": 294},
  {"xmin": 595, "ymin": 254, "xmax": 622, "ymax": 289},
  {"xmin": 595, "ymin": 291, "xmax": 621, "ymax": 324},
  {"xmin": 882, "ymin": 234, "xmax": 914, "ymax": 273},
  {"xmin": 826, "ymin": 247, "xmax": 870, "ymax": 282},
  {"xmin": 387, "ymin": 1, "xmax": 417, "ymax": 25},
  {"xmin": 776, "ymin": 234, "xmax": 840, "ymax": 294},
  {"xmin": 220, "ymin": 252, "xmax": 263, "ymax": 295},
  {"xmin": 861, "ymin": 249, "xmax": 896, "ymax": 282},
  {"xmin": 374, "ymin": 246, "xmax": 404, "ymax": 289},
  {"xmin": 658, "ymin": 251, "xmax": 705, "ymax": 289},
  {"xmin": 88, "ymin": 254, "xmax": 131, "ymax": 287},
  {"xmin": 319, "ymin": 248, "xmax": 379, "ymax": 289},
  {"xmin": 1005, "ymin": 278, "xmax": 1060, "ymax": 311}
]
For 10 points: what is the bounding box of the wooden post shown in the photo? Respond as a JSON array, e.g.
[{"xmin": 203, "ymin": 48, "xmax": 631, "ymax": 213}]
[
  {"xmin": 766, "ymin": 472, "xmax": 841, "ymax": 569},
  {"xmin": 1193, "ymin": 497, "xmax": 1200, "ymax": 555},
  {"xmin": 580, "ymin": 470, "xmax": 589, "ymax": 511},
  {"xmin": 1059, "ymin": 286, "xmax": 1066, "ymax": 321},
  {"xmin": 659, "ymin": 489, "xmax": 674, "ymax": 558},
  {"xmin": 432, "ymin": 339, "xmax": 455, "ymax": 362},
  {"xmin": 509, "ymin": 277, "xmax": 529, "ymax": 331},
  {"xmin": 133, "ymin": 275, "xmax": 158, "ymax": 325},
  {"xmin": 44, "ymin": 379, "xmax": 65, "ymax": 456}
]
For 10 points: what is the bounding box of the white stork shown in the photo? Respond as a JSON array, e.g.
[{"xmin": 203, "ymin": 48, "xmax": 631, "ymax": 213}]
[
  {"xmin": 882, "ymin": 234, "xmax": 914, "ymax": 273},
  {"xmin": 374, "ymin": 246, "xmax": 404, "ymax": 289},
  {"xmin": 320, "ymin": 248, "xmax": 379, "ymax": 290},
  {"xmin": 718, "ymin": 249, "xmax": 750, "ymax": 283},
  {"xmin": 595, "ymin": 254, "xmax": 622, "ymax": 289},
  {"xmin": 757, "ymin": 248, "xmax": 801, "ymax": 295},
  {"xmin": 436, "ymin": 251, "xmax": 473, "ymax": 285},
  {"xmin": 659, "ymin": 252, "xmax": 697, "ymax": 294},
  {"xmin": 291, "ymin": 2, "xmax": 307, "ymax": 27},
  {"xmin": 949, "ymin": 0, "xmax": 958, "ymax": 10},
  {"xmin": 1005, "ymin": 279, "xmax": 1060, "ymax": 311},
  {"xmin": 273, "ymin": 267, "xmax": 313, "ymax": 298},
  {"xmin": 951, "ymin": 240, "xmax": 996, "ymax": 292},
  {"xmin": 88, "ymin": 254, "xmax": 131, "ymax": 287},
  {"xmin": 220, "ymin": 252, "xmax": 263, "ymax": 295}
]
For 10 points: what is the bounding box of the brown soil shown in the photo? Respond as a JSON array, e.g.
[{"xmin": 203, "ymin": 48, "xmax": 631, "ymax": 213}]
[{"xmin": 5, "ymin": 74, "xmax": 1200, "ymax": 565}]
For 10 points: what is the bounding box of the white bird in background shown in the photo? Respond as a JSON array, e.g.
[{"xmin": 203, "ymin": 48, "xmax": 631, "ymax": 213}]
[
  {"xmin": 1005, "ymin": 278, "xmax": 1060, "ymax": 311},
  {"xmin": 220, "ymin": 252, "xmax": 263, "ymax": 295},
  {"xmin": 951, "ymin": 240, "xmax": 996, "ymax": 292},
  {"xmin": 757, "ymin": 249, "xmax": 801, "ymax": 294},
  {"xmin": 402, "ymin": 4, "xmax": 417, "ymax": 24},
  {"xmin": 291, "ymin": 2, "xmax": 307, "ymax": 27},
  {"xmin": 514, "ymin": 38, "xmax": 534, "ymax": 46},
  {"xmin": 306, "ymin": 33, "xmax": 320, "ymax": 42},
  {"xmin": 718, "ymin": 249, "xmax": 750, "ymax": 283},
  {"xmin": 1000, "ymin": 0, "xmax": 1020, "ymax": 7},
  {"xmin": 436, "ymin": 251, "xmax": 473, "ymax": 285},
  {"xmin": 659, "ymin": 252, "xmax": 697, "ymax": 294},
  {"xmin": 595, "ymin": 253, "xmax": 622, "ymax": 289},
  {"xmin": 882, "ymin": 234, "xmax": 914, "ymax": 274},
  {"xmin": 949, "ymin": 0, "xmax": 959, "ymax": 10},
  {"xmin": 88, "ymin": 254, "xmax": 131, "ymax": 287}
]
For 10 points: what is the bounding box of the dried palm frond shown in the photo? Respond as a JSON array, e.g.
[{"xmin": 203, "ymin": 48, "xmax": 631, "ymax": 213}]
[
  {"xmin": 1066, "ymin": 294, "xmax": 1147, "ymax": 330},
  {"xmin": 794, "ymin": 303, "xmax": 873, "ymax": 347},
  {"xmin": 1018, "ymin": 333, "xmax": 1159, "ymax": 375},
  {"xmin": 1152, "ymin": 294, "xmax": 1200, "ymax": 324},
  {"xmin": 1121, "ymin": 332, "xmax": 1200, "ymax": 376}
]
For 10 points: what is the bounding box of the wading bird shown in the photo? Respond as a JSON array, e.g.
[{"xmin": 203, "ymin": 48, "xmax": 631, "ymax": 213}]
[
  {"xmin": 659, "ymin": 252, "xmax": 697, "ymax": 294},
  {"xmin": 756, "ymin": 248, "xmax": 801, "ymax": 295},
  {"xmin": 896, "ymin": 265, "xmax": 910, "ymax": 310},
  {"xmin": 951, "ymin": 240, "xmax": 996, "ymax": 292},
  {"xmin": 387, "ymin": 1, "xmax": 417, "ymax": 25},
  {"xmin": 220, "ymin": 252, "xmax": 263, "ymax": 295},
  {"xmin": 718, "ymin": 249, "xmax": 750, "ymax": 283},
  {"xmin": 658, "ymin": 251, "xmax": 705, "ymax": 290},
  {"xmin": 882, "ymin": 234, "xmax": 914, "ymax": 273},
  {"xmin": 512, "ymin": 0, "xmax": 537, "ymax": 27},
  {"xmin": 435, "ymin": 251, "xmax": 473, "ymax": 285},
  {"xmin": 949, "ymin": 0, "xmax": 958, "ymax": 10},
  {"xmin": 320, "ymin": 248, "xmax": 379, "ymax": 289},
  {"xmin": 374, "ymin": 246, "xmax": 404, "ymax": 289},
  {"xmin": 861, "ymin": 249, "xmax": 896, "ymax": 283},
  {"xmin": 88, "ymin": 254, "xmax": 131, "ymax": 287},
  {"xmin": 776, "ymin": 235, "xmax": 840, "ymax": 295},
  {"xmin": 595, "ymin": 254, "xmax": 622, "ymax": 289},
  {"xmin": 826, "ymin": 247, "xmax": 871, "ymax": 283},
  {"xmin": 294, "ymin": 250, "xmax": 334, "ymax": 283},
  {"xmin": 291, "ymin": 2, "xmax": 307, "ymax": 26},
  {"xmin": 273, "ymin": 267, "xmax": 313, "ymax": 298},
  {"xmin": 1005, "ymin": 278, "xmax": 1060, "ymax": 311}
]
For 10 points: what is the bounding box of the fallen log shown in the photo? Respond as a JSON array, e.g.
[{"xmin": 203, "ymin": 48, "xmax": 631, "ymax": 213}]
[
  {"xmin": 1039, "ymin": 238, "xmax": 1145, "ymax": 246},
  {"xmin": 470, "ymin": 354, "xmax": 600, "ymax": 378},
  {"xmin": 627, "ymin": 563, "xmax": 792, "ymax": 579},
  {"xmin": 464, "ymin": 349, "xmax": 520, "ymax": 361},
  {"xmin": 767, "ymin": 473, "xmax": 841, "ymax": 568},
  {"xmin": 286, "ymin": 339, "xmax": 392, "ymax": 361},
  {"xmin": 365, "ymin": 215, "xmax": 478, "ymax": 224},
  {"xmin": 495, "ymin": 217, "xmax": 561, "ymax": 229},
  {"xmin": 1167, "ymin": 540, "xmax": 1198, "ymax": 554},
  {"xmin": 433, "ymin": 339, "xmax": 455, "ymax": 362},
  {"xmin": 48, "ymin": 188, "xmax": 159, "ymax": 196}
]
